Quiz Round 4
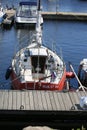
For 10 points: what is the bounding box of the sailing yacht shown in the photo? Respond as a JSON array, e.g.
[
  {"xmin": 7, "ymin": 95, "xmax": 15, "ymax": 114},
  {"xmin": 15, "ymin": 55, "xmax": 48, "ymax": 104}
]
[{"xmin": 6, "ymin": 0, "xmax": 67, "ymax": 90}]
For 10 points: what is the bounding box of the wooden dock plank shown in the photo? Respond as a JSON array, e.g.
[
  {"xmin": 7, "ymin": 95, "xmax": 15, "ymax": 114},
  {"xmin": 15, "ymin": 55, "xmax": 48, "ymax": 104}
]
[
  {"xmin": 25, "ymin": 91, "xmax": 30, "ymax": 110},
  {"xmin": 8, "ymin": 90, "xmax": 13, "ymax": 109},
  {"xmin": 53, "ymin": 91, "xmax": 61, "ymax": 110},
  {"xmin": 12, "ymin": 91, "xmax": 17, "ymax": 110},
  {"xmin": 69, "ymin": 92, "xmax": 79, "ymax": 103},
  {"xmin": 33, "ymin": 91, "xmax": 39, "ymax": 110},
  {"xmin": 16, "ymin": 90, "xmax": 22, "ymax": 110},
  {"xmin": 28, "ymin": 91, "xmax": 35, "ymax": 110},
  {"xmin": 57, "ymin": 92, "xmax": 65, "ymax": 110},
  {"xmin": 3, "ymin": 91, "xmax": 9, "ymax": 109},
  {"xmin": 49, "ymin": 91, "xmax": 57, "ymax": 110},
  {"xmin": 61, "ymin": 92, "xmax": 73, "ymax": 110},
  {"xmin": 0, "ymin": 91, "xmax": 4, "ymax": 109},
  {"xmin": 41, "ymin": 91, "xmax": 48, "ymax": 110},
  {"xmin": 68, "ymin": 92, "xmax": 75, "ymax": 106},
  {"xmin": 21, "ymin": 91, "xmax": 26, "ymax": 110},
  {"xmin": 45, "ymin": 91, "xmax": 53, "ymax": 110},
  {"xmin": 69, "ymin": 92, "xmax": 76, "ymax": 105},
  {"xmin": 73, "ymin": 92, "xmax": 80, "ymax": 104},
  {"xmin": 36, "ymin": 91, "xmax": 44, "ymax": 110}
]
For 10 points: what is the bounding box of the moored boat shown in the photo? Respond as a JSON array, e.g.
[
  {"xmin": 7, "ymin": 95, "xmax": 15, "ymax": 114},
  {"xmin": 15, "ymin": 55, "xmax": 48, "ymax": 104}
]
[
  {"xmin": 0, "ymin": 3, "xmax": 6, "ymax": 25},
  {"xmin": 78, "ymin": 58, "xmax": 87, "ymax": 87},
  {"xmin": 14, "ymin": 1, "xmax": 43, "ymax": 27},
  {"xmin": 6, "ymin": 0, "xmax": 67, "ymax": 90}
]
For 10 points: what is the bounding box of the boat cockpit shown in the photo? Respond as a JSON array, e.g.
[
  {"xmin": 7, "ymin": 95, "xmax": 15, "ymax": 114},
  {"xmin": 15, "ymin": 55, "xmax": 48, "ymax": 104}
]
[
  {"xmin": 31, "ymin": 56, "xmax": 46, "ymax": 74},
  {"xmin": 16, "ymin": 2, "xmax": 37, "ymax": 18}
]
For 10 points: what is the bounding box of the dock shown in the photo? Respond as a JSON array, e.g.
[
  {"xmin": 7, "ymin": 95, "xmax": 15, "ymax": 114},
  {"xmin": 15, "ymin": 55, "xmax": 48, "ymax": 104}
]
[
  {"xmin": 2, "ymin": 10, "xmax": 87, "ymax": 28},
  {"xmin": 0, "ymin": 90, "xmax": 85, "ymax": 111},
  {"xmin": 0, "ymin": 90, "xmax": 87, "ymax": 129},
  {"xmin": 42, "ymin": 12, "xmax": 87, "ymax": 21}
]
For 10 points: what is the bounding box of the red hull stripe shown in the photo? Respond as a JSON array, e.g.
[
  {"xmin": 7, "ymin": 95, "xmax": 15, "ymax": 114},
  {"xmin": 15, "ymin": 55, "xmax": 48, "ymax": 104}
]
[{"xmin": 11, "ymin": 69, "xmax": 66, "ymax": 90}]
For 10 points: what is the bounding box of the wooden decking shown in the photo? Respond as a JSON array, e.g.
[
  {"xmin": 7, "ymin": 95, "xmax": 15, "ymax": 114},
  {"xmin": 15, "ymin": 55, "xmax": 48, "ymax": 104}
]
[
  {"xmin": 0, "ymin": 90, "xmax": 86, "ymax": 111},
  {"xmin": 0, "ymin": 90, "xmax": 87, "ymax": 129}
]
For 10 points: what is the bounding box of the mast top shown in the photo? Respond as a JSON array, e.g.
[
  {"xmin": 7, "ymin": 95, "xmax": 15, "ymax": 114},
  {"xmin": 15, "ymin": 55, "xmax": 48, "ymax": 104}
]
[{"xmin": 37, "ymin": 0, "xmax": 41, "ymax": 11}]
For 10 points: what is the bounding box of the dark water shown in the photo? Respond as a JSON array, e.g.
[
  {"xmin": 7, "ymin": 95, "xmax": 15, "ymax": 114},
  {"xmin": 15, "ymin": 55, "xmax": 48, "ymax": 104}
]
[{"xmin": 0, "ymin": 0, "xmax": 87, "ymax": 89}]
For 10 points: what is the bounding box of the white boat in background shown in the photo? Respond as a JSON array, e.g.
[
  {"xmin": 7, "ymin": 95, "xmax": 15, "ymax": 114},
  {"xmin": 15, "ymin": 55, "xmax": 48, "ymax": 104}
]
[
  {"xmin": 14, "ymin": 1, "xmax": 43, "ymax": 27},
  {"xmin": 0, "ymin": 3, "xmax": 5, "ymax": 25}
]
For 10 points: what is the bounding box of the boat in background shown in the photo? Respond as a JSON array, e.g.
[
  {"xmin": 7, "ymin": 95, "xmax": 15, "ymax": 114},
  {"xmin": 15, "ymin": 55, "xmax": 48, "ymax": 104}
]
[
  {"xmin": 0, "ymin": 3, "xmax": 6, "ymax": 25},
  {"xmin": 14, "ymin": 1, "xmax": 43, "ymax": 28},
  {"xmin": 78, "ymin": 58, "xmax": 87, "ymax": 87}
]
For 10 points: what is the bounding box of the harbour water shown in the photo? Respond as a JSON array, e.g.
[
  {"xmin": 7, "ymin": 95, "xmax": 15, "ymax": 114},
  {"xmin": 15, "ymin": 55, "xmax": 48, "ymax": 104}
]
[
  {"xmin": 1, "ymin": 0, "xmax": 87, "ymax": 12},
  {"xmin": 0, "ymin": 0, "xmax": 87, "ymax": 89}
]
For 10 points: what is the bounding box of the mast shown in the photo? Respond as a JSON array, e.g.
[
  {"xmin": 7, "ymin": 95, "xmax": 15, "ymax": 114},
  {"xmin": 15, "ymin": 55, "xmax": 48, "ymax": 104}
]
[
  {"xmin": 35, "ymin": 0, "xmax": 43, "ymax": 79},
  {"xmin": 38, "ymin": 0, "xmax": 40, "ymax": 11},
  {"xmin": 36, "ymin": 0, "xmax": 42, "ymax": 46}
]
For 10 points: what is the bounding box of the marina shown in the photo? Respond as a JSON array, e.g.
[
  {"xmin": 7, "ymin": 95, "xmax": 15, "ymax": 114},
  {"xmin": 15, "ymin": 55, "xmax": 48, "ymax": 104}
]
[{"xmin": 2, "ymin": 11, "xmax": 87, "ymax": 28}]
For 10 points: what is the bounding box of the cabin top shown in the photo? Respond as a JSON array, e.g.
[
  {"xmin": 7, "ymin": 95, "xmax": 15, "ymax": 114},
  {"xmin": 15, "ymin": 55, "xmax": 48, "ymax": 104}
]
[{"xmin": 29, "ymin": 48, "xmax": 48, "ymax": 56}]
